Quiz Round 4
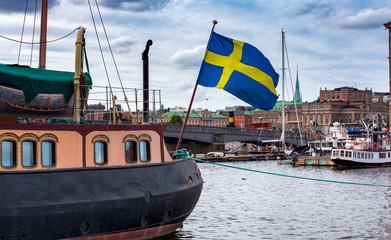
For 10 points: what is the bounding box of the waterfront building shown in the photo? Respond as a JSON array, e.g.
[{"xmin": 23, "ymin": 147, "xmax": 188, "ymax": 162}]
[
  {"xmin": 301, "ymin": 86, "xmax": 388, "ymax": 134},
  {"xmin": 252, "ymin": 86, "xmax": 388, "ymax": 135},
  {"xmin": 84, "ymin": 102, "xmax": 105, "ymax": 121},
  {"xmin": 157, "ymin": 110, "xmax": 228, "ymax": 127}
]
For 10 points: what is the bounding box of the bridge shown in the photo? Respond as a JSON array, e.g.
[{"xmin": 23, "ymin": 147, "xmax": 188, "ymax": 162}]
[{"xmin": 163, "ymin": 124, "xmax": 307, "ymax": 152}]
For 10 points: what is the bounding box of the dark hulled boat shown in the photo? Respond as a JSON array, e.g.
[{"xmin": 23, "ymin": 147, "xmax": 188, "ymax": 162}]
[
  {"xmin": 0, "ymin": 123, "xmax": 203, "ymax": 239},
  {"xmin": 0, "ymin": 2, "xmax": 203, "ymax": 239}
]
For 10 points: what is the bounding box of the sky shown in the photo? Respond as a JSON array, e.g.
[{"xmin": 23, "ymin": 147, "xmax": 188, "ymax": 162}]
[{"xmin": 0, "ymin": 0, "xmax": 390, "ymax": 111}]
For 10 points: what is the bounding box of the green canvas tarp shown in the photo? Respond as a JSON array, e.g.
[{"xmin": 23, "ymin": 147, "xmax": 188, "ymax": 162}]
[{"xmin": 0, "ymin": 64, "xmax": 92, "ymax": 104}]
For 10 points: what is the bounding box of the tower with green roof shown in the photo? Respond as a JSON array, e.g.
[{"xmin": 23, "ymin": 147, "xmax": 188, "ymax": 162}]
[{"xmin": 293, "ymin": 66, "xmax": 302, "ymax": 103}]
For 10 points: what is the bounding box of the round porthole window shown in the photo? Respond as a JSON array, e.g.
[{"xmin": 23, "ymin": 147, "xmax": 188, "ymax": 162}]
[
  {"xmin": 140, "ymin": 214, "xmax": 149, "ymax": 227},
  {"xmin": 80, "ymin": 220, "xmax": 90, "ymax": 235}
]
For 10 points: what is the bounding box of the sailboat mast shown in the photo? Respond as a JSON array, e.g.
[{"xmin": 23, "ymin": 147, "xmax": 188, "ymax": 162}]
[
  {"xmin": 38, "ymin": 0, "xmax": 48, "ymax": 69},
  {"xmin": 281, "ymin": 29, "xmax": 285, "ymax": 149},
  {"xmin": 384, "ymin": 21, "xmax": 391, "ymax": 129}
]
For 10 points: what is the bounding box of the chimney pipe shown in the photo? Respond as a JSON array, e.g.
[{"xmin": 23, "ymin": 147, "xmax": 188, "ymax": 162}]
[{"xmin": 142, "ymin": 39, "xmax": 153, "ymax": 123}]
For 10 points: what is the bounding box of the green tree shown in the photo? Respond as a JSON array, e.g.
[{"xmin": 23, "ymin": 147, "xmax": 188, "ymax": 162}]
[{"xmin": 168, "ymin": 114, "xmax": 183, "ymax": 124}]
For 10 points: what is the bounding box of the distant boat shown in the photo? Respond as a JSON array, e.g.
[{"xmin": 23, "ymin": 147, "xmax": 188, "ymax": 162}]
[{"xmin": 0, "ymin": 1, "xmax": 203, "ymax": 239}]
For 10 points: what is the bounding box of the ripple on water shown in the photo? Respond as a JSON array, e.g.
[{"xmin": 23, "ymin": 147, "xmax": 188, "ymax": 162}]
[{"xmin": 168, "ymin": 161, "xmax": 391, "ymax": 239}]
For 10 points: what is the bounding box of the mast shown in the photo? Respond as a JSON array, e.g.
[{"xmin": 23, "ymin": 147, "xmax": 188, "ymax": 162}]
[
  {"xmin": 38, "ymin": 0, "xmax": 48, "ymax": 69},
  {"xmin": 384, "ymin": 21, "xmax": 391, "ymax": 129},
  {"xmin": 281, "ymin": 29, "xmax": 285, "ymax": 149}
]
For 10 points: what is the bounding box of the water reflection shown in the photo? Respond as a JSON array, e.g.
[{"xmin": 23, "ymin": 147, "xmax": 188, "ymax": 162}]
[{"xmin": 171, "ymin": 161, "xmax": 391, "ymax": 239}]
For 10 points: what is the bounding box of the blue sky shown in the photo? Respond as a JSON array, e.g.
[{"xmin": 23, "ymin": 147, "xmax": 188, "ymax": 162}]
[{"xmin": 0, "ymin": 0, "xmax": 390, "ymax": 111}]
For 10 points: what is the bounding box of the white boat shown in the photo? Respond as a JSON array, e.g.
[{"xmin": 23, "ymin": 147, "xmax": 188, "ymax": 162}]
[{"xmin": 331, "ymin": 131, "xmax": 391, "ymax": 168}]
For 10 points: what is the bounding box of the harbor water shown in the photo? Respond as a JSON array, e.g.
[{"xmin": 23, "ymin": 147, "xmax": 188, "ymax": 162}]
[{"xmin": 169, "ymin": 160, "xmax": 391, "ymax": 239}]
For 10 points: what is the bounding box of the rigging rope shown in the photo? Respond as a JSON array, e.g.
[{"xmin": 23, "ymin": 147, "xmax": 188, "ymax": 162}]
[
  {"xmin": 283, "ymin": 37, "xmax": 304, "ymax": 144},
  {"xmin": 190, "ymin": 158, "xmax": 391, "ymax": 188},
  {"xmin": 29, "ymin": 0, "xmax": 38, "ymax": 67},
  {"xmin": 87, "ymin": 0, "xmax": 113, "ymax": 99},
  {"xmin": 93, "ymin": 0, "xmax": 132, "ymax": 118},
  {"xmin": 0, "ymin": 27, "xmax": 81, "ymax": 45},
  {"xmin": 18, "ymin": 0, "xmax": 29, "ymax": 64}
]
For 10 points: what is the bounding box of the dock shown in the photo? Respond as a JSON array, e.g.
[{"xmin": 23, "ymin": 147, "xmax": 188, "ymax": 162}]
[
  {"xmin": 197, "ymin": 153, "xmax": 288, "ymax": 162},
  {"xmin": 297, "ymin": 156, "xmax": 336, "ymax": 166}
]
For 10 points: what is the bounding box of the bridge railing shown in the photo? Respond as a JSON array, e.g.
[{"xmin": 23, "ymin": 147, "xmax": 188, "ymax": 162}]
[{"xmin": 164, "ymin": 124, "xmax": 307, "ymax": 140}]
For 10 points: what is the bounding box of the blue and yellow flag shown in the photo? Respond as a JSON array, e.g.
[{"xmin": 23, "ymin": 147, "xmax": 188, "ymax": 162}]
[{"xmin": 197, "ymin": 32, "xmax": 279, "ymax": 111}]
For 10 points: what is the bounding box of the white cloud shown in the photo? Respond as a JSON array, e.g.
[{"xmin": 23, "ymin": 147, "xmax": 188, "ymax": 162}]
[
  {"xmin": 336, "ymin": 7, "xmax": 391, "ymax": 29},
  {"xmin": 168, "ymin": 45, "xmax": 205, "ymax": 69}
]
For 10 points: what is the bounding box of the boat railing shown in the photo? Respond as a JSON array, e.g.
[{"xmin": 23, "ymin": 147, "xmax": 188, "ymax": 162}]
[{"xmin": 75, "ymin": 85, "xmax": 163, "ymax": 125}]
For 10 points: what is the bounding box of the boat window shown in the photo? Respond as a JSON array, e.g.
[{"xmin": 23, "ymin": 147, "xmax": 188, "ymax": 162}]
[
  {"xmin": 371, "ymin": 153, "xmax": 374, "ymax": 159},
  {"xmin": 389, "ymin": 152, "xmax": 391, "ymax": 158},
  {"xmin": 353, "ymin": 152, "xmax": 356, "ymax": 158},
  {"xmin": 94, "ymin": 141, "xmax": 107, "ymax": 165},
  {"xmin": 341, "ymin": 150, "xmax": 345, "ymax": 157},
  {"xmin": 361, "ymin": 152, "xmax": 365, "ymax": 159},
  {"xmin": 139, "ymin": 140, "xmax": 151, "ymax": 162},
  {"xmin": 1, "ymin": 140, "xmax": 16, "ymax": 168},
  {"xmin": 22, "ymin": 141, "xmax": 36, "ymax": 167},
  {"xmin": 125, "ymin": 140, "xmax": 137, "ymax": 163},
  {"xmin": 348, "ymin": 151, "xmax": 352, "ymax": 158},
  {"xmin": 365, "ymin": 153, "xmax": 368, "ymax": 159},
  {"xmin": 42, "ymin": 141, "xmax": 56, "ymax": 167},
  {"xmin": 357, "ymin": 152, "xmax": 360, "ymax": 159},
  {"xmin": 338, "ymin": 142, "xmax": 343, "ymax": 148},
  {"xmin": 333, "ymin": 150, "xmax": 338, "ymax": 157}
]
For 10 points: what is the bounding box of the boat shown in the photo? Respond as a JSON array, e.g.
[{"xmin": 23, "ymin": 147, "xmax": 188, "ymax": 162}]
[
  {"xmin": 331, "ymin": 130, "xmax": 391, "ymax": 168},
  {"xmin": 306, "ymin": 122, "xmax": 347, "ymax": 156},
  {"xmin": 0, "ymin": 1, "xmax": 203, "ymax": 239}
]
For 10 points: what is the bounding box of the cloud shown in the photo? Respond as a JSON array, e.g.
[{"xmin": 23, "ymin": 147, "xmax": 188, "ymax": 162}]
[
  {"xmin": 169, "ymin": 45, "xmax": 205, "ymax": 69},
  {"xmin": 0, "ymin": 0, "xmax": 61, "ymax": 13},
  {"xmin": 294, "ymin": 0, "xmax": 334, "ymax": 17},
  {"xmin": 101, "ymin": 0, "xmax": 170, "ymax": 12},
  {"xmin": 110, "ymin": 36, "xmax": 135, "ymax": 53},
  {"xmin": 336, "ymin": 7, "xmax": 391, "ymax": 29}
]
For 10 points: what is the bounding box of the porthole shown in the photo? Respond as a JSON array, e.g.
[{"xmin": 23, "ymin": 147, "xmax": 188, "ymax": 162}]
[
  {"xmin": 80, "ymin": 220, "xmax": 90, "ymax": 235},
  {"xmin": 140, "ymin": 214, "xmax": 149, "ymax": 227}
]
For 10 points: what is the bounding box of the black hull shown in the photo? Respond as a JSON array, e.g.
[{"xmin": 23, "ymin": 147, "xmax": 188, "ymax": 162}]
[
  {"xmin": 332, "ymin": 159, "xmax": 391, "ymax": 169},
  {"xmin": 0, "ymin": 159, "xmax": 203, "ymax": 240}
]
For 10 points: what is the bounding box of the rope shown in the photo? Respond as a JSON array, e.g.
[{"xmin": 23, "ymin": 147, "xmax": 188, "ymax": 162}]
[
  {"xmin": 17, "ymin": 0, "xmax": 29, "ymax": 64},
  {"xmin": 0, "ymin": 27, "xmax": 80, "ymax": 45},
  {"xmin": 284, "ymin": 38, "xmax": 303, "ymax": 144},
  {"xmin": 93, "ymin": 0, "xmax": 132, "ymax": 118},
  {"xmin": 87, "ymin": 0, "xmax": 113, "ymax": 98},
  {"xmin": 29, "ymin": 0, "xmax": 38, "ymax": 67},
  {"xmin": 190, "ymin": 158, "xmax": 391, "ymax": 188}
]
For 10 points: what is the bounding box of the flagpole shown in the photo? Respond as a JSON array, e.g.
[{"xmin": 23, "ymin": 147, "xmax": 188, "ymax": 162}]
[{"xmin": 176, "ymin": 20, "xmax": 218, "ymax": 151}]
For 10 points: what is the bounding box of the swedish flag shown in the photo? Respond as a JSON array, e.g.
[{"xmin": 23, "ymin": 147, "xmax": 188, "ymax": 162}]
[{"xmin": 197, "ymin": 32, "xmax": 279, "ymax": 111}]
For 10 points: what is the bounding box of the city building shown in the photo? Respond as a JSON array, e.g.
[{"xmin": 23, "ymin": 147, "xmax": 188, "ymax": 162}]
[
  {"xmin": 84, "ymin": 103, "xmax": 105, "ymax": 121},
  {"xmin": 157, "ymin": 110, "xmax": 228, "ymax": 127},
  {"xmin": 252, "ymin": 86, "xmax": 389, "ymax": 135}
]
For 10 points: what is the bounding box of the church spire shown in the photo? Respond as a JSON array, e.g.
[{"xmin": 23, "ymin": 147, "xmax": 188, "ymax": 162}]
[{"xmin": 293, "ymin": 65, "xmax": 302, "ymax": 103}]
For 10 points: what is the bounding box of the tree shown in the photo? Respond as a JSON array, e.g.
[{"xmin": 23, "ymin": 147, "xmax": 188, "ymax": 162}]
[{"xmin": 168, "ymin": 114, "xmax": 183, "ymax": 124}]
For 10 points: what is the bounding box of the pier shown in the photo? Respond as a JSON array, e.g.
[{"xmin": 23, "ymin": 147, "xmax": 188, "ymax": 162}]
[{"xmin": 197, "ymin": 153, "xmax": 288, "ymax": 162}]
